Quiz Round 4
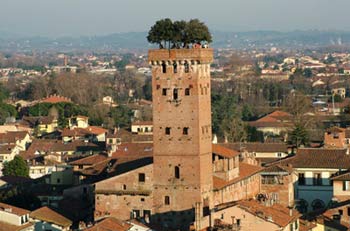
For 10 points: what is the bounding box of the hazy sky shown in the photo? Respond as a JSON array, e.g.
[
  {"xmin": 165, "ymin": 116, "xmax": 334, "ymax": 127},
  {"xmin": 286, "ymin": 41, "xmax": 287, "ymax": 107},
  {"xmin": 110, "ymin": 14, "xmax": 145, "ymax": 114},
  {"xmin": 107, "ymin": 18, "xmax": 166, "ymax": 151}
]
[{"xmin": 1, "ymin": 0, "xmax": 349, "ymax": 37}]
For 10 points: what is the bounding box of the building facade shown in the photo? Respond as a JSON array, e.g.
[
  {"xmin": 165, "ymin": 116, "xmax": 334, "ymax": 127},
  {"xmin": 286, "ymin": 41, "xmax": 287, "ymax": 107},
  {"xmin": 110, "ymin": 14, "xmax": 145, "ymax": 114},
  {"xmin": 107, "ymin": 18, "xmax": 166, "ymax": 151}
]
[{"xmin": 149, "ymin": 48, "xmax": 214, "ymax": 230}]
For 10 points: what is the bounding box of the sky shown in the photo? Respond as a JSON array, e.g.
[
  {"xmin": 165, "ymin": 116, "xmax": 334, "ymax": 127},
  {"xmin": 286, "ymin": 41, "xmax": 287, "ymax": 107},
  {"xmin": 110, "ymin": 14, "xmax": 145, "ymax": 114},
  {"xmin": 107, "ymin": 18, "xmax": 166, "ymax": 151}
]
[{"xmin": 1, "ymin": 0, "xmax": 350, "ymax": 37}]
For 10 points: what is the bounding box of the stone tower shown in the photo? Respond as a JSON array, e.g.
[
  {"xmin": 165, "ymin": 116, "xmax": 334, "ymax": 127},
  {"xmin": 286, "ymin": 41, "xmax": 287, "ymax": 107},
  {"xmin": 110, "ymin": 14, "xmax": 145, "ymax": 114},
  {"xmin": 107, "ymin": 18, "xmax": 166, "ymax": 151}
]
[{"xmin": 148, "ymin": 48, "xmax": 214, "ymax": 230}]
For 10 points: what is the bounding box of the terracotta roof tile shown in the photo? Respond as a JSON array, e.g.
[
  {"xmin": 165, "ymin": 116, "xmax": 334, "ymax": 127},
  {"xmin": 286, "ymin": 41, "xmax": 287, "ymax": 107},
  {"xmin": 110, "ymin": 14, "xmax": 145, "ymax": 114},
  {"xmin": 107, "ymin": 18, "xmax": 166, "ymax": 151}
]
[
  {"xmin": 237, "ymin": 200, "xmax": 300, "ymax": 227},
  {"xmin": 30, "ymin": 206, "xmax": 72, "ymax": 228},
  {"xmin": 69, "ymin": 154, "xmax": 109, "ymax": 165},
  {"xmin": 0, "ymin": 131, "xmax": 28, "ymax": 144},
  {"xmin": 84, "ymin": 217, "xmax": 132, "ymax": 231},
  {"xmin": 132, "ymin": 121, "xmax": 153, "ymax": 126},
  {"xmin": 261, "ymin": 164, "xmax": 293, "ymax": 174},
  {"xmin": 213, "ymin": 163, "xmax": 263, "ymax": 190},
  {"xmin": 331, "ymin": 172, "xmax": 350, "ymax": 181},
  {"xmin": 222, "ymin": 142, "xmax": 288, "ymax": 153},
  {"xmin": 21, "ymin": 139, "xmax": 101, "ymax": 160},
  {"xmin": 212, "ymin": 144, "xmax": 239, "ymax": 158},
  {"xmin": 40, "ymin": 95, "xmax": 71, "ymax": 104},
  {"xmin": 111, "ymin": 143, "xmax": 153, "ymax": 159},
  {"xmin": 86, "ymin": 126, "xmax": 108, "ymax": 135},
  {"xmin": 281, "ymin": 148, "xmax": 350, "ymax": 169},
  {"xmin": 0, "ymin": 144, "xmax": 15, "ymax": 154},
  {"xmin": 0, "ymin": 202, "xmax": 30, "ymax": 216}
]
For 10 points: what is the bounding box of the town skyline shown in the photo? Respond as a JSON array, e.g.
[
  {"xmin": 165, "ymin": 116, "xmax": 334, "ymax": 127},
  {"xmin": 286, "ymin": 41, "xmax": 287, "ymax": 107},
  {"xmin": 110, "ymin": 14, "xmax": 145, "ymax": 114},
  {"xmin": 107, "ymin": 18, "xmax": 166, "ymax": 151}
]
[{"xmin": 2, "ymin": 0, "xmax": 350, "ymax": 37}]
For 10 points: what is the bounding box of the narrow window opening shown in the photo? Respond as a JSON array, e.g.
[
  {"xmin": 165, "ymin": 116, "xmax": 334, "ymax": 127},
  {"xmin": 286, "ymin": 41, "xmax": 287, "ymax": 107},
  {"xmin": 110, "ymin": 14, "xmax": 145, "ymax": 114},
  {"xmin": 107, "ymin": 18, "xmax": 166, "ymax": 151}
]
[
  {"xmin": 173, "ymin": 88, "xmax": 178, "ymax": 100},
  {"xmin": 156, "ymin": 84, "xmax": 160, "ymax": 90},
  {"xmin": 183, "ymin": 127, "xmax": 189, "ymax": 135},
  {"xmin": 162, "ymin": 88, "xmax": 167, "ymax": 96},
  {"xmin": 165, "ymin": 127, "xmax": 171, "ymax": 135},
  {"xmin": 237, "ymin": 219, "xmax": 241, "ymax": 227},
  {"xmin": 184, "ymin": 62, "xmax": 190, "ymax": 73},
  {"xmin": 173, "ymin": 62, "xmax": 177, "ymax": 73},
  {"xmin": 138, "ymin": 173, "xmax": 145, "ymax": 182},
  {"xmin": 185, "ymin": 88, "xmax": 190, "ymax": 96},
  {"xmin": 175, "ymin": 166, "xmax": 180, "ymax": 179},
  {"xmin": 162, "ymin": 62, "xmax": 167, "ymax": 73},
  {"xmin": 165, "ymin": 196, "xmax": 170, "ymax": 205}
]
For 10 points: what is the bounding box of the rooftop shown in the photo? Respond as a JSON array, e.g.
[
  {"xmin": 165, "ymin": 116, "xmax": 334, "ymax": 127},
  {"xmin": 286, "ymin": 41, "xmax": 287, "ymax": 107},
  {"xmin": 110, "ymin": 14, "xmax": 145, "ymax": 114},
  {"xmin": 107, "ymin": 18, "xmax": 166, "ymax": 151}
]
[
  {"xmin": 237, "ymin": 199, "xmax": 300, "ymax": 227},
  {"xmin": 212, "ymin": 144, "xmax": 240, "ymax": 158},
  {"xmin": 222, "ymin": 142, "xmax": 288, "ymax": 153},
  {"xmin": 280, "ymin": 148, "xmax": 350, "ymax": 169},
  {"xmin": 0, "ymin": 202, "xmax": 30, "ymax": 216},
  {"xmin": 30, "ymin": 206, "xmax": 72, "ymax": 228},
  {"xmin": 84, "ymin": 217, "xmax": 132, "ymax": 231},
  {"xmin": 213, "ymin": 163, "xmax": 262, "ymax": 190}
]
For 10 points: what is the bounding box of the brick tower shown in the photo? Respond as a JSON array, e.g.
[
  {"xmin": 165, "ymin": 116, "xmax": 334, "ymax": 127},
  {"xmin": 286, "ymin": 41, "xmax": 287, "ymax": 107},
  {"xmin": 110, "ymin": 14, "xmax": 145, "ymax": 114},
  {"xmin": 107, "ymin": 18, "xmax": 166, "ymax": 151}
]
[{"xmin": 148, "ymin": 48, "xmax": 214, "ymax": 230}]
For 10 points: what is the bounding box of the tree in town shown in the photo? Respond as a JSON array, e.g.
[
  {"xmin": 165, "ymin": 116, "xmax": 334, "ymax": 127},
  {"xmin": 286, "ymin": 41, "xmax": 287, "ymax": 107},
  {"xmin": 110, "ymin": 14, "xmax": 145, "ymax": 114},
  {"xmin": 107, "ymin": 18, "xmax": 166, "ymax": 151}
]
[
  {"xmin": 290, "ymin": 123, "xmax": 309, "ymax": 147},
  {"xmin": 2, "ymin": 156, "xmax": 29, "ymax": 177}
]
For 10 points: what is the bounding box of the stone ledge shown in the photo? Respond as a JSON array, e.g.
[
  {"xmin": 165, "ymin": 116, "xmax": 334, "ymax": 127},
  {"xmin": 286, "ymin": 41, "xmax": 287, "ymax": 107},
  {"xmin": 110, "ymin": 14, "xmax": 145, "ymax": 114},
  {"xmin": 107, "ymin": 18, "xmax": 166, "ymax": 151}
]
[{"xmin": 148, "ymin": 48, "xmax": 213, "ymax": 63}]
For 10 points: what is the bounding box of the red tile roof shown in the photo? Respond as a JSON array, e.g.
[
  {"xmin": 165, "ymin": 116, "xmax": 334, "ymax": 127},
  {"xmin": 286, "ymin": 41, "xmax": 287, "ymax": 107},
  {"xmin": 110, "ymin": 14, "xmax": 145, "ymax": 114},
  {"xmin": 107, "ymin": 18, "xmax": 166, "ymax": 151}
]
[
  {"xmin": 249, "ymin": 110, "xmax": 292, "ymax": 128},
  {"xmin": 0, "ymin": 144, "xmax": 15, "ymax": 154},
  {"xmin": 132, "ymin": 121, "xmax": 153, "ymax": 126},
  {"xmin": 222, "ymin": 142, "xmax": 288, "ymax": 153},
  {"xmin": 0, "ymin": 131, "xmax": 29, "ymax": 144},
  {"xmin": 111, "ymin": 143, "xmax": 153, "ymax": 159},
  {"xmin": 331, "ymin": 171, "xmax": 350, "ymax": 181},
  {"xmin": 86, "ymin": 126, "xmax": 108, "ymax": 135},
  {"xmin": 30, "ymin": 206, "xmax": 72, "ymax": 228},
  {"xmin": 40, "ymin": 95, "xmax": 72, "ymax": 104},
  {"xmin": 69, "ymin": 154, "xmax": 109, "ymax": 165},
  {"xmin": 213, "ymin": 163, "xmax": 263, "ymax": 190},
  {"xmin": 84, "ymin": 217, "xmax": 132, "ymax": 231},
  {"xmin": 212, "ymin": 144, "xmax": 239, "ymax": 158},
  {"xmin": 281, "ymin": 148, "xmax": 350, "ymax": 169},
  {"xmin": 237, "ymin": 199, "xmax": 300, "ymax": 228},
  {"xmin": 0, "ymin": 202, "xmax": 30, "ymax": 216}
]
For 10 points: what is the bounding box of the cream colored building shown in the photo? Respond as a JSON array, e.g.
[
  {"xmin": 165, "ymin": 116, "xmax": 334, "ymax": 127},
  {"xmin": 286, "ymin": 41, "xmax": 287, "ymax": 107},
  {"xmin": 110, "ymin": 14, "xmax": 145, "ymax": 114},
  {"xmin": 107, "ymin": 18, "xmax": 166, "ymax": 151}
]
[{"xmin": 0, "ymin": 202, "xmax": 34, "ymax": 231}]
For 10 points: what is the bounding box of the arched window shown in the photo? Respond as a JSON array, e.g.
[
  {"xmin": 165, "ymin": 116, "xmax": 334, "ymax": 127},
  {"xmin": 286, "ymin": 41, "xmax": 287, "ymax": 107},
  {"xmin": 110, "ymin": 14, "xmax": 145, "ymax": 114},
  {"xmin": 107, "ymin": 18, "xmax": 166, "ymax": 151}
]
[
  {"xmin": 165, "ymin": 196, "xmax": 170, "ymax": 205},
  {"xmin": 173, "ymin": 62, "xmax": 177, "ymax": 73},
  {"xmin": 173, "ymin": 88, "xmax": 178, "ymax": 100},
  {"xmin": 184, "ymin": 62, "xmax": 190, "ymax": 73},
  {"xmin": 162, "ymin": 62, "xmax": 167, "ymax": 73},
  {"xmin": 175, "ymin": 166, "xmax": 180, "ymax": 179}
]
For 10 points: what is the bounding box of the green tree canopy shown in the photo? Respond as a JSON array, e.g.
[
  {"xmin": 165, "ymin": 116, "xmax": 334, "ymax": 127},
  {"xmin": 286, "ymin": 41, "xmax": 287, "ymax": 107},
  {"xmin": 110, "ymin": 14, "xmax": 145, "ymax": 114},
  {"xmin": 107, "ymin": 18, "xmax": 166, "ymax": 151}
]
[
  {"xmin": 290, "ymin": 123, "xmax": 309, "ymax": 147},
  {"xmin": 147, "ymin": 18, "xmax": 212, "ymax": 48},
  {"xmin": 2, "ymin": 156, "xmax": 29, "ymax": 177},
  {"xmin": 147, "ymin": 18, "xmax": 174, "ymax": 49}
]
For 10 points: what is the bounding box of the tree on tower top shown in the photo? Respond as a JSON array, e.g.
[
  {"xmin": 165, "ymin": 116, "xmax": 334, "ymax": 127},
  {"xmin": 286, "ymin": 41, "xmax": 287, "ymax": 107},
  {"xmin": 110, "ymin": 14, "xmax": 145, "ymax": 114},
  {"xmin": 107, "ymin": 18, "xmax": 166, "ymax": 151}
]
[{"xmin": 147, "ymin": 18, "xmax": 212, "ymax": 49}]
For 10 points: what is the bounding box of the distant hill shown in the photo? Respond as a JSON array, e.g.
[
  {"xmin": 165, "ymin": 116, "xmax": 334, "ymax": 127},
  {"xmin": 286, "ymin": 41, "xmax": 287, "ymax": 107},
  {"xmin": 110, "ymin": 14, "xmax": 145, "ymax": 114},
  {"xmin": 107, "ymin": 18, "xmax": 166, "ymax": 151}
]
[{"xmin": 1, "ymin": 30, "xmax": 350, "ymax": 52}]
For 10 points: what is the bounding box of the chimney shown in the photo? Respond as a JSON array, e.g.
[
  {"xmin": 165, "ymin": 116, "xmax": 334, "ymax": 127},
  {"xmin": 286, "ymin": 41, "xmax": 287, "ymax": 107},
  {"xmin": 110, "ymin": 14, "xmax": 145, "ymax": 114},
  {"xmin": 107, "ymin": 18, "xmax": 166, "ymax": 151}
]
[{"xmin": 107, "ymin": 144, "xmax": 117, "ymax": 157}]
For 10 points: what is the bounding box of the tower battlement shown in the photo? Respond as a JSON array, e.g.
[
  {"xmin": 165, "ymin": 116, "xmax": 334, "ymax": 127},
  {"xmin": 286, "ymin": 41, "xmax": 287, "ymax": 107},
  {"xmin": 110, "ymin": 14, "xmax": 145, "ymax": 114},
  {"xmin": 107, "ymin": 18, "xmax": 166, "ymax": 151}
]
[{"xmin": 148, "ymin": 48, "xmax": 214, "ymax": 64}]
